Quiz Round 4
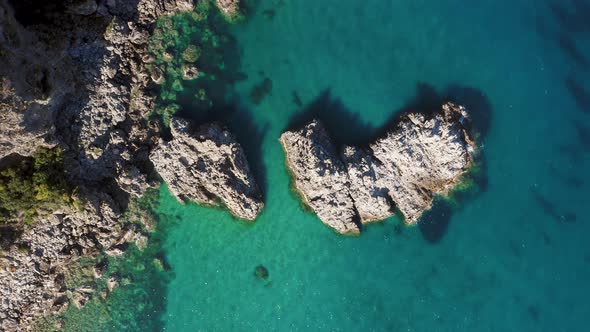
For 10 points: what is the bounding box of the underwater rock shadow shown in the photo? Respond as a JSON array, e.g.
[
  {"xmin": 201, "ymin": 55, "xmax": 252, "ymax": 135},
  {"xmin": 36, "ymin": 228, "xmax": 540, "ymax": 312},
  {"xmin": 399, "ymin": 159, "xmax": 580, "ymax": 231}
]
[
  {"xmin": 548, "ymin": 0, "xmax": 590, "ymax": 35},
  {"xmin": 418, "ymin": 199, "xmax": 453, "ymax": 244},
  {"xmin": 284, "ymin": 89, "xmax": 378, "ymax": 146},
  {"xmin": 285, "ymin": 83, "xmax": 492, "ymax": 243},
  {"xmin": 565, "ymin": 76, "xmax": 590, "ymax": 114},
  {"xmin": 539, "ymin": 1, "xmax": 590, "ymax": 115},
  {"xmin": 176, "ymin": 98, "xmax": 270, "ymax": 201}
]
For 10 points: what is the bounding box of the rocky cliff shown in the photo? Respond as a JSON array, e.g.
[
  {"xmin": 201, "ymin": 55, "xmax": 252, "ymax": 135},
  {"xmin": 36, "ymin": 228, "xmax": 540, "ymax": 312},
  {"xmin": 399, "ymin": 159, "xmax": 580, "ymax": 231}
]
[
  {"xmin": 280, "ymin": 102, "xmax": 475, "ymax": 234},
  {"xmin": 150, "ymin": 117, "xmax": 263, "ymax": 221},
  {"xmin": 0, "ymin": 0, "xmax": 258, "ymax": 329}
]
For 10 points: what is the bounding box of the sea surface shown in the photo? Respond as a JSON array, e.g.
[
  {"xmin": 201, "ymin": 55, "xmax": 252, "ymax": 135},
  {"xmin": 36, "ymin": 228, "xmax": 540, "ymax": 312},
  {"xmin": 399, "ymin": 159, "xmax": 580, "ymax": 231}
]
[{"xmin": 62, "ymin": 0, "xmax": 590, "ymax": 331}]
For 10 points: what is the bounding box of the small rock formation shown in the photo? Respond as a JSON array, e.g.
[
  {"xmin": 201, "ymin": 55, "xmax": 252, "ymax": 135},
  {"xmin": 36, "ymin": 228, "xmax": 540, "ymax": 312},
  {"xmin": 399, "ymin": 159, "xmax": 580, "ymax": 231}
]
[
  {"xmin": 279, "ymin": 120, "xmax": 360, "ymax": 235},
  {"xmin": 254, "ymin": 265, "xmax": 269, "ymax": 280},
  {"xmin": 150, "ymin": 118, "xmax": 264, "ymax": 221},
  {"xmin": 368, "ymin": 103, "xmax": 475, "ymax": 224},
  {"xmin": 280, "ymin": 103, "xmax": 475, "ymax": 233},
  {"xmin": 215, "ymin": 0, "xmax": 241, "ymax": 22}
]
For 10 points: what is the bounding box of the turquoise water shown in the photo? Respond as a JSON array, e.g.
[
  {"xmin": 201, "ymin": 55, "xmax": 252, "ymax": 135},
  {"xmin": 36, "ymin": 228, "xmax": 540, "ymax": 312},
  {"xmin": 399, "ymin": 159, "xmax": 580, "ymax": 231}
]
[{"xmin": 127, "ymin": 0, "xmax": 590, "ymax": 331}]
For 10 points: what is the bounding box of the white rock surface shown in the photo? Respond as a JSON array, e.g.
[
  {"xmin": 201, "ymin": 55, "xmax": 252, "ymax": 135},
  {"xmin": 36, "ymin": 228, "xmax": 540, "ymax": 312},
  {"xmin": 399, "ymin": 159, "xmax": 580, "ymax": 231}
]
[
  {"xmin": 342, "ymin": 146, "xmax": 394, "ymax": 223},
  {"xmin": 279, "ymin": 120, "xmax": 360, "ymax": 235},
  {"xmin": 280, "ymin": 103, "xmax": 475, "ymax": 232},
  {"xmin": 370, "ymin": 102, "xmax": 474, "ymax": 224},
  {"xmin": 150, "ymin": 118, "xmax": 263, "ymax": 221}
]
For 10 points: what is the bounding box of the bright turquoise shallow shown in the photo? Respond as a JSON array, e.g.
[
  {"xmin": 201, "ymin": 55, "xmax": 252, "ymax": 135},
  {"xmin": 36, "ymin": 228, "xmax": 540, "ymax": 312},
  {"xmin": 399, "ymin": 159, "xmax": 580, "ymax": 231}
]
[{"xmin": 155, "ymin": 1, "xmax": 590, "ymax": 331}]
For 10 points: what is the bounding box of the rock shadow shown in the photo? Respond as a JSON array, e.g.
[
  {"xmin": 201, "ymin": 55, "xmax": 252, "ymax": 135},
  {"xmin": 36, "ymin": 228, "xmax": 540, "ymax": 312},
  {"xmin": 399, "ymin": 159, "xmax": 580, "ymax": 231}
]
[
  {"xmin": 284, "ymin": 82, "xmax": 492, "ymax": 243},
  {"xmin": 565, "ymin": 76, "xmax": 590, "ymax": 114},
  {"xmin": 530, "ymin": 187, "xmax": 577, "ymax": 224},
  {"xmin": 418, "ymin": 198, "xmax": 453, "ymax": 244},
  {"xmin": 284, "ymin": 89, "xmax": 377, "ymax": 146},
  {"xmin": 539, "ymin": 1, "xmax": 590, "ymax": 115}
]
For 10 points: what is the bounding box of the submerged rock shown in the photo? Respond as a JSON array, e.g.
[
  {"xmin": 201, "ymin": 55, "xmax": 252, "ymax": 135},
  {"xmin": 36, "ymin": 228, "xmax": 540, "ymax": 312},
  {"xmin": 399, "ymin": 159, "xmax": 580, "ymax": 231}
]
[
  {"xmin": 280, "ymin": 103, "xmax": 475, "ymax": 233},
  {"xmin": 254, "ymin": 265, "xmax": 269, "ymax": 280},
  {"xmin": 150, "ymin": 118, "xmax": 264, "ymax": 221},
  {"xmin": 279, "ymin": 120, "xmax": 360, "ymax": 235}
]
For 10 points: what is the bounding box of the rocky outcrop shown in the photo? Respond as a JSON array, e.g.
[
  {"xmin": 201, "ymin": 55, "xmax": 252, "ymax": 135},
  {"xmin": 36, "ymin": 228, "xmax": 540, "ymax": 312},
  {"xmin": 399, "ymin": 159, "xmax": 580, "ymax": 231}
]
[
  {"xmin": 215, "ymin": 0, "xmax": 241, "ymax": 21},
  {"xmin": 0, "ymin": 190, "xmax": 148, "ymax": 330},
  {"xmin": 279, "ymin": 120, "xmax": 360, "ymax": 235},
  {"xmin": 341, "ymin": 146, "xmax": 394, "ymax": 223},
  {"xmin": 0, "ymin": 0, "xmax": 198, "ymax": 329},
  {"xmin": 368, "ymin": 103, "xmax": 474, "ymax": 224},
  {"xmin": 280, "ymin": 103, "xmax": 475, "ymax": 233},
  {"xmin": 0, "ymin": 1, "xmax": 69, "ymax": 158},
  {"xmin": 150, "ymin": 118, "xmax": 263, "ymax": 221}
]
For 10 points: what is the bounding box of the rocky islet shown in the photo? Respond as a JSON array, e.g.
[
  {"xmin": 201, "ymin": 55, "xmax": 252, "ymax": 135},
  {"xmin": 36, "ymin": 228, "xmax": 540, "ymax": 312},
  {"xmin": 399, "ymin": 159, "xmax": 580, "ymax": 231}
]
[
  {"xmin": 150, "ymin": 117, "xmax": 263, "ymax": 221},
  {"xmin": 280, "ymin": 102, "xmax": 476, "ymax": 234}
]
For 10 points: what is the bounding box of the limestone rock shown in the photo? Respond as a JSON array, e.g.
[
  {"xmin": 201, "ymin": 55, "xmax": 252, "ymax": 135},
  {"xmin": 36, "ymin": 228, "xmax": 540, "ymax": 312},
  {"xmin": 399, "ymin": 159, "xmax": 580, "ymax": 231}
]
[
  {"xmin": 279, "ymin": 120, "xmax": 360, "ymax": 235},
  {"xmin": 0, "ymin": 0, "xmax": 198, "ymax": 328},
  {"xmin": 215, "ymin": 0, "xmax": 241, "ymax": 21},
  {"xmin": 280, "ymin": 103, "xmax": 475, "ymax": 232},
  {"xmin": 341, "ymin": 146, "xmax": 394, "ymax": 223},
  {"xmin": 150, "ymin": 118, "xmax": 263, "ymax": 221},
  {"xmin": 370, "ymin": 102, "xmax": 474, "ymax": 224}
]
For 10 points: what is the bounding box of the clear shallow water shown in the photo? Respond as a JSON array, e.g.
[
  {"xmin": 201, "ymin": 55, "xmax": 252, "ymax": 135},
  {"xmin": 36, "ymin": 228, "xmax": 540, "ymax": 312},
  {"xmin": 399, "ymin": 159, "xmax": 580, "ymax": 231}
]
[{"xmin": 77, "ymin": 0, "xmax": 590, "ymax": 331}]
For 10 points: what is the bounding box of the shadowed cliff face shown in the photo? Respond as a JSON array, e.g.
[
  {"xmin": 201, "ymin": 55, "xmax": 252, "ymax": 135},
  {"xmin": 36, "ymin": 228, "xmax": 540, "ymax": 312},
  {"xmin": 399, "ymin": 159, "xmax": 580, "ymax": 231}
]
[{"xmin": 6, "ymin": 0, "xmax": 65, "ymax": 26}]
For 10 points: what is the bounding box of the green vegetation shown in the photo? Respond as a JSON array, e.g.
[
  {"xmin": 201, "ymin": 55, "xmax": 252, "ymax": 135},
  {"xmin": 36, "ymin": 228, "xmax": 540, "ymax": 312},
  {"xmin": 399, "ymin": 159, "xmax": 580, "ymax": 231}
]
[{"xmin": 0, "ymin": 147, "xmax": 75, "ymax": 224}]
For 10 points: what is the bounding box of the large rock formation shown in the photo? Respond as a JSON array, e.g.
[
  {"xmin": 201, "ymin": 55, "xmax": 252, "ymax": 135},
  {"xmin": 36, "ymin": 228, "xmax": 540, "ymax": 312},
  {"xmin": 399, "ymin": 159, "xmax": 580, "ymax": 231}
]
[
  {"xmin": 368, "ymin": 103, "xmax": 475, "ymax": 224},
  {"xmin": 150, "ymin": 118, "xmax": 264, "ymax": 221},
  {"xmin": 0, "ymin": 0, "xmax": 199, "ymax": 329},
  {"xmin": 0, "ymin": 2, "xmax": 68, "ymax": 158},
  {"xmin": 279, "ymin": 120, "xmax": 360, "ymax": 235},
  {"xmin": 280, "ymin": 103, "xmax": 475, "ymax": 233},
  {"xmin": 0, "ymin": 190, "xmax": 149, "ymax": 330}
]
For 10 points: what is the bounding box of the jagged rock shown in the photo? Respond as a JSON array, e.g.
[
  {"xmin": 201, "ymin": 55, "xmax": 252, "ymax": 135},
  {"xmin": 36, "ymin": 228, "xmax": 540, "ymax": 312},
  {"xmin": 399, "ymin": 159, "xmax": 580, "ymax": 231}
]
[
  {"xmin": 369, "ymin": 102, "xmax": 474, "ymax": 224},
  {"xmin": 106, "ymin": 274, "xmax": 119, "ymax": 292},
  {"xmin": 150, "ymin": 118, "xmax": 264, "ymax": 220},
  {"xmin": 279, "ymin": 120, "xmax": 360, "ymax": 235},
  {"xmin": 342, "ymin": 146, "xmax": 394, "ymax": 223},
  {"xmin": 215, "ymin": 0, "xmax": 241, "ymax": 21},
  {"xmin": 0, "ymin": 0, "xmax": 197, "ymax": 327},
  {"xmin": 0, "ymin": 1, "xmax": 73, "ymax": 159},
  {"xmin": 182, "ymin": 64, "xmax": 200, "ymax": 80},
  {"xmin": 280, "ymin": 103, "xmax": 475, "ymax": 232}
]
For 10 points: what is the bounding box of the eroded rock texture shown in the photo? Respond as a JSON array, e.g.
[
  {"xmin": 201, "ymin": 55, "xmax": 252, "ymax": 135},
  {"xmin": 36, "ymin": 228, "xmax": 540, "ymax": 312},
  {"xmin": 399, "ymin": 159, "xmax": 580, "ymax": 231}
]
[
  {"xmin": 280, "ymin": 103, "xmax": 475, "ymax": 233},
  {"xmin": 151, "ymin": 118, "xmax": 264, "ymax": 221},
  {"xmin": 279, "ymin": 120, "xmax": 360, "ymax": 235},
  {"xmin": 0, "ymin": 0, "xmax": 197, "ymax": 329}
]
